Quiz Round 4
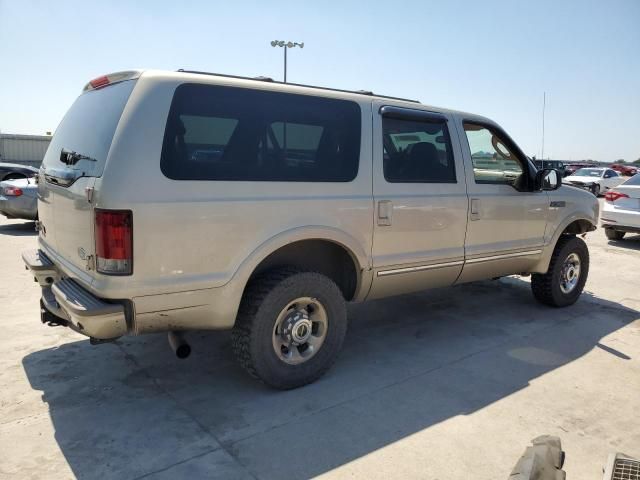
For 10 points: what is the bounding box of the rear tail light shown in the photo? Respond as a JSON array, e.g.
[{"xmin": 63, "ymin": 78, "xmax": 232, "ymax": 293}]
[
  {"xmin": 605, "ymin": 191, "xmax": 629, "ymax": 203},
  {"xmin": 89, "ymin": 75, "xmax": 110, "ymax": 89},
  {"xmin": 95, "ymin": 209, "xmax": 133, "ymax": 275},
  {"xmin": 3, "ymin": 186, "xmax": 23, "ymax": 196},
  {"xmin": 82, "ymin": 70, "xmax": 141, "ymax": 92}
]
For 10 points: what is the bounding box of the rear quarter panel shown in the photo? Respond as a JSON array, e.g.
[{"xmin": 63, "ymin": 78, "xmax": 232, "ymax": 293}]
[{"xmin": 95, "ymin": 73, "xmax": 374, "ymax": 305}]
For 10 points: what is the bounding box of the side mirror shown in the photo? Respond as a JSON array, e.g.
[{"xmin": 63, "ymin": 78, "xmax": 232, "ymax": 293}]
[{"xmin": 536, "ymin": 168, "xmax": 561, "ymax": 191}]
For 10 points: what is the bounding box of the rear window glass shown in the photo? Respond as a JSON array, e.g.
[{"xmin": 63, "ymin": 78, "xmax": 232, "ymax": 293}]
[
  {"xmin": 382, "ymin": 117, "xmax": 456, "ymax": 183},
  {"xmin": 623, "ymin": 174, "xmax": 640, "ymax": 185},
  {"xmin": 42, "ymin": 80, "xmax": 135, "ymax": 175},
  {"xmin": 161, "ymin": 84, "xmax": 361, "ymax": 182}
]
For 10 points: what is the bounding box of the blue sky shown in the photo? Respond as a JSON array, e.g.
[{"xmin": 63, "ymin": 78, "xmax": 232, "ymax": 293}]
[{"xmin": 1, "ymin": 0, "xmax": 638, "ymax": 161}]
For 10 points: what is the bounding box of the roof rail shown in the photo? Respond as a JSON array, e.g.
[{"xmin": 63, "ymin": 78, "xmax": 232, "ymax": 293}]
[{"xmin": 176, "ymin": 69, "xmax": 420, "ymax": 104}]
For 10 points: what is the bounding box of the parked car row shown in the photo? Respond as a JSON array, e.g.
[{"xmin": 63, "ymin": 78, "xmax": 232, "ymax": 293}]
[
  {"xmin": 533, "ymin": 160, "xmax": 638, "ymax": 179},
  {"xmin": 611, "ymin": 163, "xmax": 639, "ymax": 176},
  {"xmin": 534, "ymin": 159, "xmax": 566, "ymax": 176},
  {"xmin": 564, "ymin": 163, "xmax": 592, "ymax": 177},
  {"xmin": 562, "ymin": 167, "xmax": 625, "ymax": 196}
]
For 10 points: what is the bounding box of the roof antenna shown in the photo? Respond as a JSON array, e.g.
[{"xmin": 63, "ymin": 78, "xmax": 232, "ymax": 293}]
[{"xmin": 541, "ymin": 92, "xmax": 546, "ymax": 160}]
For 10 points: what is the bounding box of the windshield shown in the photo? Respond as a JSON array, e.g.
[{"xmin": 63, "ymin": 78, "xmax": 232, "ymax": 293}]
[
  {"xmin": 573, "ymin": 168, "xmax": 603, "ymax": 177},
  {"xmin": 42, "ymin": 80, "xmax": 135, "ymax": 176}
]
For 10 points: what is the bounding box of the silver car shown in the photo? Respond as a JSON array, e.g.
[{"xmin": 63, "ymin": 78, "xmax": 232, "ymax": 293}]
[
  {"xmin": 0, "ymin": 176, "xmax": 38, "ymax": 221},
  {"xmin": 23, "ymin": 70, "xmax": 598, "ymax": 389}
]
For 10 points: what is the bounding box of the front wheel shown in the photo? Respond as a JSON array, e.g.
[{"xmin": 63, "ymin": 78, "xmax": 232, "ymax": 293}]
[
  {"xmin": 531, "ymin": 236, "xmax": 589, "ymax": 307},
  {"xmin": 232, "ymin": 268, "xmax": 347, "ymax": 389},
  {"xmin": 592, "ymin": 184, "xmax": 600, "ymax": 196}
]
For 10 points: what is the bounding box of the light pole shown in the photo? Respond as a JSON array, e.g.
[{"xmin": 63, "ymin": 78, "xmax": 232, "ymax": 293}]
[{"xmin": 270, "ymin": 40, "xmax": 304, "ymax": 83}]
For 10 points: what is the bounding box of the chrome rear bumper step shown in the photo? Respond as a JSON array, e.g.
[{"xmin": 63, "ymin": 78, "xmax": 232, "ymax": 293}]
[
  {"xmin": 23, "ymin": 249, "xmax": 127, "ymax": 340},
  {"xmin": 22, "ymin": 249, "xmax": 54, "ymax": 270}
]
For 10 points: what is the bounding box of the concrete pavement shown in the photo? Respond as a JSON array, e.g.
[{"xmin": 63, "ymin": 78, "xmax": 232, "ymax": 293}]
[{"xmin": 0, "ymin": 206, "xmax": 638, "ymax": 479}]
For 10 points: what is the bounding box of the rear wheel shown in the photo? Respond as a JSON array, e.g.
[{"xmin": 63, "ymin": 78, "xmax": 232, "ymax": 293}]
[
  {"xmin": 531, "ymin": 236, "xmax": 589, "ymax": 307},
  {"xmin": 605, "ymin": 228, "xmax": 625, "ymax": 241},
  {"xmin": 232, "ymin": 268, "xmax": 347, "ymax": 389}
]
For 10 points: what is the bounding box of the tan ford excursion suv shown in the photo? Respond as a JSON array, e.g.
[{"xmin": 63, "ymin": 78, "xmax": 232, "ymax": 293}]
[{"xmin": 24, "ymin": 70, "xmax": 598, "ymax": 389}]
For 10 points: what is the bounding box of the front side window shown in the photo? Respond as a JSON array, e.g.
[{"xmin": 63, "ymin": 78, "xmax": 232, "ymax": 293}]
[
  {"xmin": 463, "ymin": 123, "xmax": 524, "ymax": 186},
  {"xmin": 161, "ymin": 84, "xmax": 361, "ymax": 182},
  {"xmin": 382, "ymin": 117, "xmax": 456, "ymax": 183}
]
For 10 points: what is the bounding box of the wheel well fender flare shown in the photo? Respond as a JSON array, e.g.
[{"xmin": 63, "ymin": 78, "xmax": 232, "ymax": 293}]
[
  {"xmin": 224, "ymin": 226, "xmax": 371, "ymax": 312},
  {"xmin": 532, "ymin": 215, "xmax": 596, "ymax": 273}
]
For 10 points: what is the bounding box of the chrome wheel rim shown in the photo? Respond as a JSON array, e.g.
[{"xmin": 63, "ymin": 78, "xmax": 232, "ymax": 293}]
[
  {"xmin": 272, "ymin": 297, "xmax": 328, "ymax": 365},
  {"xmin": 560, "ymin": 252, "xmax": 581, "ymax": 294}
]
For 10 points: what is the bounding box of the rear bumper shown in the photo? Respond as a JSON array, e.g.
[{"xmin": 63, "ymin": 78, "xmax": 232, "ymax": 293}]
[
  {"xmin": 601, "ymin": 204, "xmax": 640, "ymax": 231},
  {"xmin": 22, "ymin": 249, "xmax": 127, "ymax": 340}
]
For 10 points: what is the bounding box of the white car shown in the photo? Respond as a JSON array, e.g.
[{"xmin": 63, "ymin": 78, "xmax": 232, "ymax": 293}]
[
  {"xmin": 601, "ymin": 173, "xmax": 640, "ymax": 240},
  {"xmin": 563, "ymin": 167, "xmax": 625, "ymax": 196}
]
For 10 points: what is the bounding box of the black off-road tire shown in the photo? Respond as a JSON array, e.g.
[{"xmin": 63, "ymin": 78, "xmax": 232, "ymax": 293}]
[
  {"xmin": 604, "ymin": 228, "xmax": 625, "ymax": 241},
  {"xmin": 231, "ymin": 268, "xmax": 347, "ymax": 390},
  {"xmin": 531, "ymin": 235, "xmax": 589, "ymax": 307}
]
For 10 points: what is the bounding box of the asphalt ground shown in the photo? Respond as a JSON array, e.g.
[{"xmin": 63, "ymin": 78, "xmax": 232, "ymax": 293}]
[{"xmin": 1, "ymin": 203, "xmax": 638, "ymax": 479}]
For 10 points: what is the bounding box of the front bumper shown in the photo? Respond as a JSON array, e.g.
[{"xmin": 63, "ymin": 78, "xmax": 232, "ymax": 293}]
[{"xmin": 22, "ymin": 249, "xmax": 127, "ymax": 340}]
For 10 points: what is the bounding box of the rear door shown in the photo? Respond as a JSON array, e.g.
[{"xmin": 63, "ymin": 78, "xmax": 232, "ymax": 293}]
[
  {"xmin": 368, "ymin": 104, "xmax": 468, "ymax": 299},
  {"xmin": 38, "ymin": 78, "xmax": 136, "ymax": 282}
]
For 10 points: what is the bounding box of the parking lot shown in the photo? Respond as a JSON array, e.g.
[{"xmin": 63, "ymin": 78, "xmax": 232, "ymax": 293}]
[{"xmin": 0, "ymin": 202, "xmax": 638, "ymax": 480}]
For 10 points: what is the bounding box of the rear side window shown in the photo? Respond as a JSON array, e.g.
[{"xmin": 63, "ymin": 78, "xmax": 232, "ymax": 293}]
[
  {"xmin": 42, "ymin": 80, "xmax": 135, "ymax": 176},
  {"xmin": 161, "ymin": 84, "xmax": 361, "ymax": 182},
  {"xmin": 382, "ymin": 116, "xmax": 456, "ymax": 183},
  {"xmin": 463, "ymin": 123, "xmax": 525, "ymax": 186}
]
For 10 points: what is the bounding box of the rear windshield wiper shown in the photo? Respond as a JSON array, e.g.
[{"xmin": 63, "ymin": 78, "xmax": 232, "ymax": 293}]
[{"xmin": 60, "ymin": 148, "xmax": 97, "ymax": 166}]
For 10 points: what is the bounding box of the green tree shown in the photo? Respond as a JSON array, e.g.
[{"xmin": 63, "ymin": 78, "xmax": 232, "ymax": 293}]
[{"xmin": 634, "ymin": 158, "xmax": 640, "ymax": 164}]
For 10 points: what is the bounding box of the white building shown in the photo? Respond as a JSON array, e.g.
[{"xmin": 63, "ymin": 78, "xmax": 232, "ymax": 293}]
[{"xmin": 0, "ymin": 133, "xmax": 52, "ymax": 168}]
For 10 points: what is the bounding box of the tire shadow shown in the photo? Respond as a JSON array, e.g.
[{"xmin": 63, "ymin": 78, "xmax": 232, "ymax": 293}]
[
  {"xmin": 607, "ymin": 233, "xmax": 640, "ymax": 251},
  {"xmin": 0, "ymin": 221, "xmax": 37, "ymax": 236}
]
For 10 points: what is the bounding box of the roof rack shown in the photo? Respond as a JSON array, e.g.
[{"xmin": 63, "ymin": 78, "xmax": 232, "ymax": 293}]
[{"xmin": 176, "ymin": 69, "xmax": 420, "ymax": 104}]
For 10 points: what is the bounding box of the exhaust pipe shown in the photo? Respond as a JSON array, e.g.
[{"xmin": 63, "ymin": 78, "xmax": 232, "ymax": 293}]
[{"xmin": 168, "ymin": 331, "xmax": 191, "ymax": 359}]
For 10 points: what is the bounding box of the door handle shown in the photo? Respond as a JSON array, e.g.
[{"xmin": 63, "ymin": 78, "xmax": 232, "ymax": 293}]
[
  {"xmin": 378, "ymin": 200, "xmax": 392, "ymax": 226},
  {"xmin": 470, "ymin": 198, "xmax": 480, "ymax": 221}
]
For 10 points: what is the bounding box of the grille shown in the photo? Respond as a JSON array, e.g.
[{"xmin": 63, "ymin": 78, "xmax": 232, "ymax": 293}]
[{"xmin": 612, "ymin": 458, "xmax": 640, "ymax": 480}]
